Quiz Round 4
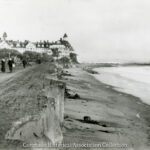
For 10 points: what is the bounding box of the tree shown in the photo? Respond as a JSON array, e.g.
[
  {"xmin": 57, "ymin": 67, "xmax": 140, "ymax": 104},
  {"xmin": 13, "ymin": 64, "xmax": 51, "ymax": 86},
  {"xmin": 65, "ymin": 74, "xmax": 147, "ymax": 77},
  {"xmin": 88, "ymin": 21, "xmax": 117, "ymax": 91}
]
[
  {"xmin": 3, "ymin": 32, "xmax": 7, "ymax": 41},
  {"xmin": 70, "ymin": 53, "xmax": 78, "ymax": 63},
  {"xmin": 51, "ymin": 48, "xmax": 60, "ymax": 58}
]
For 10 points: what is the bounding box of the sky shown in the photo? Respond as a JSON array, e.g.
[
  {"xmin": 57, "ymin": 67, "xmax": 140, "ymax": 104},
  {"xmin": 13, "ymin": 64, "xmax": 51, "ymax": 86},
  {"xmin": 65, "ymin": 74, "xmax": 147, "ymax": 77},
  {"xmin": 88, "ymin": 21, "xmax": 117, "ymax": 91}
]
[{"xmin": 0, "ymin": 0, "xmax": 150, "ymax": 63}]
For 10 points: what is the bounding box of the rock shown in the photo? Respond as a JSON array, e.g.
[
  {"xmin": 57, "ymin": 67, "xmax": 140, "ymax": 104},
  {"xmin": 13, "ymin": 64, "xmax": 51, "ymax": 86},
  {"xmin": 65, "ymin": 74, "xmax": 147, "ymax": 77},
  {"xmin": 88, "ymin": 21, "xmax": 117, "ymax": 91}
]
[
  {"xmin": 83, "ymin": 116, "xmax": 91, "ymax": 122},
  {"xmin": 61, "ymin": 71, "xmax": 72, "ymax": 76},
  {"xmin": 65, "ymin": 88, "xmax": 80, "ymax": 99},
  {"xmin": 83, "ymin": 68, "xmax": 98, "ymax": 74}
]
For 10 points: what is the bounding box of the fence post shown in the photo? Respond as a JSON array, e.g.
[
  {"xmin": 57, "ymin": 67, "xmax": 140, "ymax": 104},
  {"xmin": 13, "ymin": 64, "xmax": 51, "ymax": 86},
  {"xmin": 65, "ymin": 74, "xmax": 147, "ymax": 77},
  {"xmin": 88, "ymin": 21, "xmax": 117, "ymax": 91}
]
[{"xmin": 43, "ymin": 78, "xmax": 66, "ymax": 124}]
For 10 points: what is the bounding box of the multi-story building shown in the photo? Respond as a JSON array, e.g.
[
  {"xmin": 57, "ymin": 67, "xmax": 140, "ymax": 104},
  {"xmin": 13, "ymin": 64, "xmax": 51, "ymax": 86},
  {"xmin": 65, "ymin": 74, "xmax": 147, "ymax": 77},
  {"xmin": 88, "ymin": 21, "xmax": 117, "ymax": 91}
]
[{"xmin": 0, "ymin": 33, "xmax": 73, "ymax": 58}]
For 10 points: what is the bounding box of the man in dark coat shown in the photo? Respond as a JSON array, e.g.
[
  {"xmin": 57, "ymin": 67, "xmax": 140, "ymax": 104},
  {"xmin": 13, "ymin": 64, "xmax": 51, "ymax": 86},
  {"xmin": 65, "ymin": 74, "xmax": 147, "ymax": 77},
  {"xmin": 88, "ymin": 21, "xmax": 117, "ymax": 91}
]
[
  {"xmin": 8, "ymin": 58, "xmax": 13, "ymax": 72},
  {"xmin": 22, "ymin": 59, "xmax": 27, "ymax": 68},
  {"xmin": 1, "ymin": 59, "xmax": 6, "ymax": 72}
]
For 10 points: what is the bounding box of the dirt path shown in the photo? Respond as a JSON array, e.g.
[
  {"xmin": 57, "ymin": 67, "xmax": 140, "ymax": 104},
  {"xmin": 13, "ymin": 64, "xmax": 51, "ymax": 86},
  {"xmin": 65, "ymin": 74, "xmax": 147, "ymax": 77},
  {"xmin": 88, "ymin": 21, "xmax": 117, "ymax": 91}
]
[
  {"xmin": 0, "ymin": 63, "xmax": 54, "ymax": 149},
  {"xmin": 0, "ymin": 70, "xmax": 22, "ymax": 84}
]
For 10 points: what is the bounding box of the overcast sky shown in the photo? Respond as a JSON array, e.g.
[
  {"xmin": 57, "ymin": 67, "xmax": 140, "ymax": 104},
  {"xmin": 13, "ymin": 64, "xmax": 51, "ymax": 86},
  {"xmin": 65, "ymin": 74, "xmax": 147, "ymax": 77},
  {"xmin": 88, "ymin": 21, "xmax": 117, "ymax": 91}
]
[{"xmin": 0, "ymin": 0, "xmax": 150, "ymax": 63}]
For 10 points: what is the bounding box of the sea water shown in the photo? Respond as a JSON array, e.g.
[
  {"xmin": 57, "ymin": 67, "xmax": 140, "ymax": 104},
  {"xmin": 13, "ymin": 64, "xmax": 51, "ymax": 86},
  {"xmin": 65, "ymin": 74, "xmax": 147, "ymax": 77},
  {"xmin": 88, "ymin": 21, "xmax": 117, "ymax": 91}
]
[{"xmin": 94, "ymin": 66, "xmax": 150, "ymax": 105}]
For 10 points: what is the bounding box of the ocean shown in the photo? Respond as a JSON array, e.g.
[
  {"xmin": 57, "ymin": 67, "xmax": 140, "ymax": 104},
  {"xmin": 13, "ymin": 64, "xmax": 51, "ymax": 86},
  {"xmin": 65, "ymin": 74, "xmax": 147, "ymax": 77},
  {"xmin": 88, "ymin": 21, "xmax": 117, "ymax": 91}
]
[{"xmin": 94, "ymin": 66, "xmax": 150, "ymax": 105}]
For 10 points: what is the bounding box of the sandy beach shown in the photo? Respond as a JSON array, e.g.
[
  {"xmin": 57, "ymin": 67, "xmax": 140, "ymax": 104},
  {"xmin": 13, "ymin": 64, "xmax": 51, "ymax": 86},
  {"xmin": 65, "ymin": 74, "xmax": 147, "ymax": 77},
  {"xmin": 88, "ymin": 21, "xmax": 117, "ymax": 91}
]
[
  {"xmin": 0, "ymin": 64, "xmax": 150, "ymax": 150},
  {"xmin": 63, "ymin": 67, "xmax": 150, "ymax": 150}
]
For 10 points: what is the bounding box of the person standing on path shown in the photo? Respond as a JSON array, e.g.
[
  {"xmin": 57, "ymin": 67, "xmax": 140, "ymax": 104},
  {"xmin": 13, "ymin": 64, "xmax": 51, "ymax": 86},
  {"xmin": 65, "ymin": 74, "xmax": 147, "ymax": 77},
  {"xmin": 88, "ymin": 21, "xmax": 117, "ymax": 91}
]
[
  {"xmin": 1, "ymin": 59, "xmax": 6, "ymax": 72},
  {"xmin": 8, "ymin": 58, "xmax": 13, "ymax": 73},
  {"xmin": 22, "ymin": 59, "xmax": 27, "ymax": 68}
]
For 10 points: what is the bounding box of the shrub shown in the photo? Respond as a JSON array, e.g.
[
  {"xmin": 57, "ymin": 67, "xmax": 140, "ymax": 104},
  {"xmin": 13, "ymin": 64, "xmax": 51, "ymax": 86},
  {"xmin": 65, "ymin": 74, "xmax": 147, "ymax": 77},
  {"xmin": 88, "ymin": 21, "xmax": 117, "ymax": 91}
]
[
  {"xmin": 58, "ymin": 56, "xmax": 70, "ymax": 68},
  {"xmin": 41, "ymin": 53, "xmax": 54, "ymax": 62},
  {"xmin": 23, "ymin": 51, "xmax": 41, "ymax": 62},
  {"xmin": 23, "ymin": 51, "xmax": 54, "ymax": 63},
  {"xmin": 70, "ymin": 52, "xmax": 78, "ymax": 63},
  {"xmin": 0, "ymin": 49, "xmax": 22, "ymax": 59}
]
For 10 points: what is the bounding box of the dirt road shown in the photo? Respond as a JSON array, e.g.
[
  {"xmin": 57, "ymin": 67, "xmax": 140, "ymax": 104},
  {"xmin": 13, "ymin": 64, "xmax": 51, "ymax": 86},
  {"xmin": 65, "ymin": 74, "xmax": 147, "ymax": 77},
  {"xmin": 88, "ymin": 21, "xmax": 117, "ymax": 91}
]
[{"xmin": 0, "ymin": 63, "xmax": 54, "ymax": 149}]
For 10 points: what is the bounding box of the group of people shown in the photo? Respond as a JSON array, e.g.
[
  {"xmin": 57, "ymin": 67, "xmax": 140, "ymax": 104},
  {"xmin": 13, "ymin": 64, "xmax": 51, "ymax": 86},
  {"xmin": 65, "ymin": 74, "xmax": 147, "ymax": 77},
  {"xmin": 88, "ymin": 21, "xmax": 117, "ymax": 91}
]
[
  {"xmin": 1, "ymin": 58, "xmax": 15, "ymax": 73},
  {"xmin": 1, "ymin": 57, "xmax": 27, "ymax": 73}
]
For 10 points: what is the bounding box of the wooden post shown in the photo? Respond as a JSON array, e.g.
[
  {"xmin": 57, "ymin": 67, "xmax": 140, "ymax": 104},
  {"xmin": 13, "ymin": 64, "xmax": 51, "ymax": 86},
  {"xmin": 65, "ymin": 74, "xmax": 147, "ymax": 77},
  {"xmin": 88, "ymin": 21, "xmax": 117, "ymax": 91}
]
[{"xmin": 43, "ymin": 78, "xmax": 66, "ymax": 124}]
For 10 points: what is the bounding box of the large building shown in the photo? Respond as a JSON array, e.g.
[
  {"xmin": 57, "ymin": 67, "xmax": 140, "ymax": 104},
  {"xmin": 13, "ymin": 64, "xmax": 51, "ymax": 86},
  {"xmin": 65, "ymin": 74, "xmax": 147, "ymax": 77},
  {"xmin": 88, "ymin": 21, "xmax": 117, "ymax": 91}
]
[{"xmin": 0, "ymin": 32, "xmax": 74, "ymax": 58}]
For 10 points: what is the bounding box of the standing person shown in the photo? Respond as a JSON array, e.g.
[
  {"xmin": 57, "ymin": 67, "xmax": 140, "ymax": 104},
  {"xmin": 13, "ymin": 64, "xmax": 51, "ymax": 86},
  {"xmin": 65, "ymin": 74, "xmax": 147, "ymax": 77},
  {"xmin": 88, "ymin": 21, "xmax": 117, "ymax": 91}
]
[
  {"xmin": 12, "ymin": 58, "xmax": 16, "ymax": 70},
  {"xmin": 1, "ymin": 59, "xmax": 6, "ymax": 72},
  {"xmin": 22, "ymin": 59, "xmax": 27, "ymax": 68},
  {"xmin": 8, "ymin": 58, "xmax": 13, "ymax": 73}
]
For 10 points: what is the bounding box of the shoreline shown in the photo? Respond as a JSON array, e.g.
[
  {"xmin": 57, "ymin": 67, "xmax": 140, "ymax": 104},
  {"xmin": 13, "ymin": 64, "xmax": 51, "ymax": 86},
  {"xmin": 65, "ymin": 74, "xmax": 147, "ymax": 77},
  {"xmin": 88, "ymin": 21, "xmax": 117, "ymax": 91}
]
[
  {"xmin": 93, "ymin": 66, "xmax": 150, "ymax": 106},
  {"xmin": 87, "ymin": 67, "xmax": 143, "ymax": 104}
]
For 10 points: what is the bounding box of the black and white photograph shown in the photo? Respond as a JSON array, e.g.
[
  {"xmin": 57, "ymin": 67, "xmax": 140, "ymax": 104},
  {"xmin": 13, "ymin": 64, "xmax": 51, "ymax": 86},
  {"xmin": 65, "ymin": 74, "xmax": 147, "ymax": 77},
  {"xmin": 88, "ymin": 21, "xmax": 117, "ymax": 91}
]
[{"xmin": 0, "ymin": 0, "xmax": 150, "ymax": 150}]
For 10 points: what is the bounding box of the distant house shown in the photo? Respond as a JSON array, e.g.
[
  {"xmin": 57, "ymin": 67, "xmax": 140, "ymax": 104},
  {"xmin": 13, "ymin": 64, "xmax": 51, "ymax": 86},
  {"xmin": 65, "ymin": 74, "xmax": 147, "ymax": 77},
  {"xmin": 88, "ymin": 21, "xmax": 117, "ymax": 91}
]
[
  {"xmin": 26, "ymin": 42, "xmax": 36, "ymax": 51},
  {"xmin": 0, "ymin": 40, "xmax": 12, "ymax": 49}
]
